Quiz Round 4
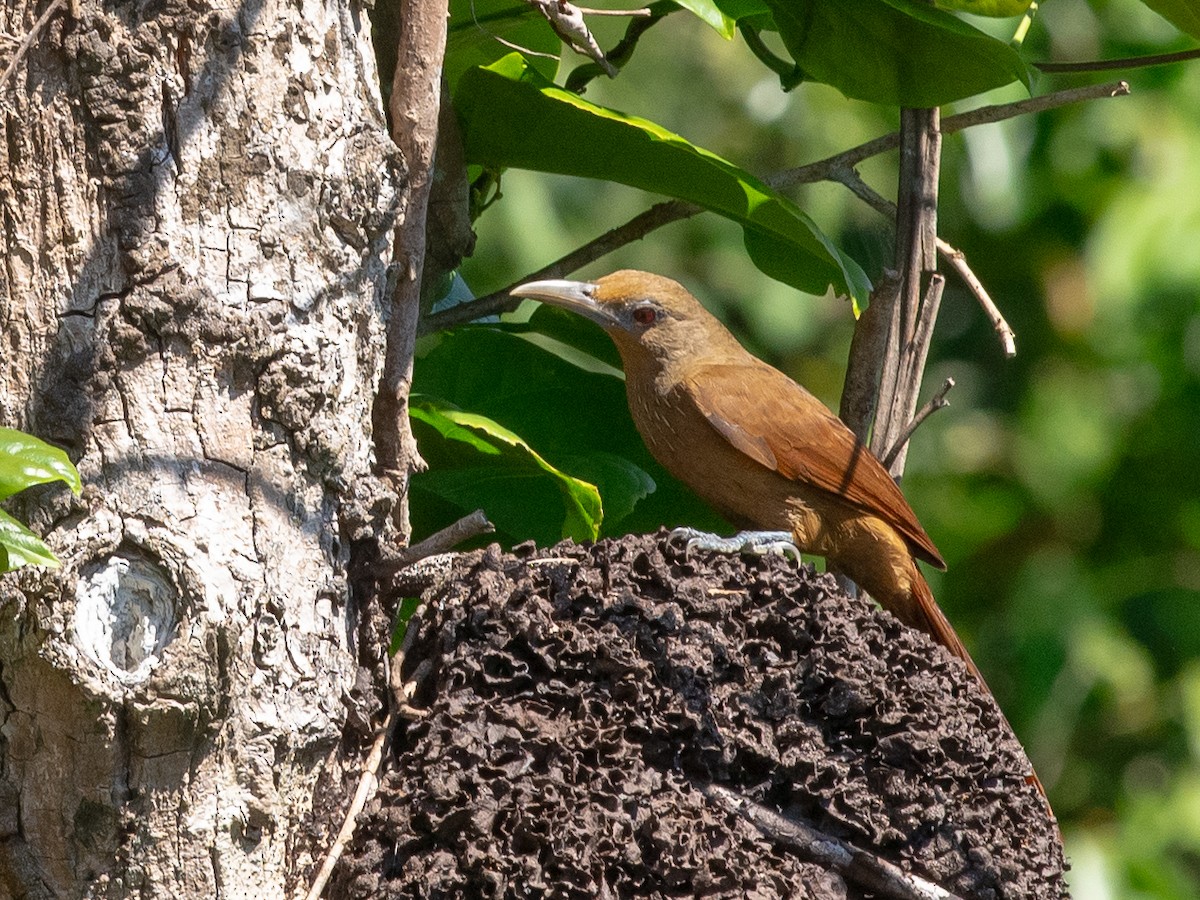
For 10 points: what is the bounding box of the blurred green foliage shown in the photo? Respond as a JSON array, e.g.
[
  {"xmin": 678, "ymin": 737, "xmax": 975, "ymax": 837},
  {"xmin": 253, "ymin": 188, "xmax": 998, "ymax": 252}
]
[{"xmin": 416, "ymin": 0, "xmax": 1200, "ymax": 894}]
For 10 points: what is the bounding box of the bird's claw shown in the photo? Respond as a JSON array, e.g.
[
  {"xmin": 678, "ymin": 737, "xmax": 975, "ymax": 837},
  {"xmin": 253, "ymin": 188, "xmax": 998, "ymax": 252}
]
[{"xmin": 667, "ymin": 527, "xmax": 800, "ymax": 562}]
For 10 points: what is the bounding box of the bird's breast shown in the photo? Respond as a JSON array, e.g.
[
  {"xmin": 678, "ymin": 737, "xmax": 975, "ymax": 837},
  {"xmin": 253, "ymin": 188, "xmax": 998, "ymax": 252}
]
[{"xmin": 625, "ymin": 373, "xmax": 801, "ymax": 531}]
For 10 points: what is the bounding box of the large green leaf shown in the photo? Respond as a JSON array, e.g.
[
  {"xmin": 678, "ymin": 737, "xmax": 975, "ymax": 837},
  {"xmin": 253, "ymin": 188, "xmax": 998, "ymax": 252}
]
[
  {"xmin": 446, "ymin": 0, "xmax": 561, "ymax": 90},
  {"xmin": 1140, "ymin": 0, "xmax": 1200, "ymax": 38},
  {"xmin": 455, "ymin": 53, "xmax": 871, "ymax": 304},
  {"xmin": 0, "ymin": 427, "xmax": 81, "ymax": 501},
  {"xmin": 0, "ymin": 509, "xmax": 61, "ymax": 572},
  {"xmin": 411, "ymin": 400, "xmax": 603, "ymax": 544},
  {"xmin": 763, "ymin": 0, "xmax": 1031, "ymax": 106}
]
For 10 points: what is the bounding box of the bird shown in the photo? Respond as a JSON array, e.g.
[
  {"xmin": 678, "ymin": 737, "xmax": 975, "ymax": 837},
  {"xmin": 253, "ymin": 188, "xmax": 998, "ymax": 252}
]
[{"xmin": 511, "ymin": 269, "xmax": 974, "ymax": 678}]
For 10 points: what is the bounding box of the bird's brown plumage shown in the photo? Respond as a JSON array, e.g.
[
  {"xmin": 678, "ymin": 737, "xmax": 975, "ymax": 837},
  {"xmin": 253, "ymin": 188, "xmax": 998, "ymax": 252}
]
[
  {"xmin": 511, "ymin": 269, "xmax": 1048, "ymax": 798},
  {"xmin": 510, "ymin": 270, "xmax": 982, "ymax": 679}
]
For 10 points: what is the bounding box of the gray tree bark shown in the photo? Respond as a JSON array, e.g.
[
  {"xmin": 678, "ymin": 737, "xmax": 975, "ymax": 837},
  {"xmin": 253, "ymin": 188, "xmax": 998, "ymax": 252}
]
[{"xmin": 0, "ymin": 0, "xmax": 404, "ymax": 894}]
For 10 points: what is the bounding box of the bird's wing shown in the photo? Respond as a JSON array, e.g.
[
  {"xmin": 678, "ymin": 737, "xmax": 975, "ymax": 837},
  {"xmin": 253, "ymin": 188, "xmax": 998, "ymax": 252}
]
[{"xmin": 683, "ymin": 361, "xmax": 944, "ymax": 569}]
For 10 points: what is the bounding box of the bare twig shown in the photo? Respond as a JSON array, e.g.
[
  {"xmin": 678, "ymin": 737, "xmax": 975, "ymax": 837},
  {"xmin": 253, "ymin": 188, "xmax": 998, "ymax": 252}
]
[
  {"xmin": 0, "ymin": 0, "xmax": 65, "ymax": 90},
  {"xmin": 304, "ymin": 719, "xmax": 392, "ymax": 900},
  {"xmin": 883, "ymin": 376, "xmax": 954, "ymax": 470},
  {"xmin": 1036, "ymin": 48, "xmax": 1200, "ymax": 73},
  {"xmin": 421, "ymin": 199, "xmax": 696, "ymax": 332},
  {"xmin": 382, "ymin": 509, "xmax": 494, "ymax": 572},
  {"xmin": 574, "ymin": 5, "xmax": 652, "ymax": 15},
  {"xmin": 701, "ymin": 783, "xmax": 961, "ymax": 900},
  {"xmin": 565, "ymin": 5, "xmax": 672, "ymax": 92},
  {"xmin": 937, "ymin": 238, "xmax": 1016, "ymax": 357},
  {"xmin": 422, "ymin": 82, "xmax": 1129, "ymax": 335},
  {"xmin": 827, "ymin": 171, "xmax": 1018, "ymax": 360},
  {"xmin": 771, "ymin": 81, "xmax": 1131, "ymax": 192}
]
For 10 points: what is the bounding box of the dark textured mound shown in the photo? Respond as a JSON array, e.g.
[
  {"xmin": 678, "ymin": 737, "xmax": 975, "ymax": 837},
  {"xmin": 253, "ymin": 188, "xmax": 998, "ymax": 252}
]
[{"xmin": 332, "ymin": 531, "xmax": 1066, "ymax": 899}]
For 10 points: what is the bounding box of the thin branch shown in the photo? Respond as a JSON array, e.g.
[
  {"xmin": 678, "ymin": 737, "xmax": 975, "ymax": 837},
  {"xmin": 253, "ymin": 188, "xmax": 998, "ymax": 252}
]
[
  {"xmin": 701, "ymin": 783, "xmax": 962, "ymax": 900},
  {"xmin": 937, "ymin": 238, "xmax": 1016, "ymax": 357},
  {"xmin": 883, "ymin": 377, "xmax": 954, "ymax": 471},
  {"xmin": 574, "ymin": 5, "xmax": 652, "ymax": 15},
  {"xmin": 771, "ymin": 81, "xmax": 1131, "ymax": 191},
  {"xmin": 827, "ymin": 171, "xmax": 1018, "ymax": 360},
  {"xmin": 422, "ymin": 82, "xmax": 1129, "ymax": 334},
  {"xmin": 381, "ymin": 509, "xmax": 494, "ymax": 572},
  {"xmin": 565, "ymin": 7, "xmax": 672, "ymax": 97},
  {"xmin": 304, "ymin": 717, "xmax": 392, "ymax": 900},
  {"xmin": 420, "ymin": 199, "xmax": 696, "ymax": 332},
  {"xmin": 530, "ymin": 0, "xmax": 616, "ymax": 77},
  {"xmin": 1036, "ymin": 47, "xmax": 1200, "ymax": 73},
  {"xmin": 0, "ymin": 0, "xmax": 65, "ymax": 91}
]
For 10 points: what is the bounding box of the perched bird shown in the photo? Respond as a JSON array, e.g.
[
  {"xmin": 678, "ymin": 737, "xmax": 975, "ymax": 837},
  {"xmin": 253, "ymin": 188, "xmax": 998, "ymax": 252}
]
[{"xmin": 511, "ymin": 270, "xmax": 974, "ymax": 678}]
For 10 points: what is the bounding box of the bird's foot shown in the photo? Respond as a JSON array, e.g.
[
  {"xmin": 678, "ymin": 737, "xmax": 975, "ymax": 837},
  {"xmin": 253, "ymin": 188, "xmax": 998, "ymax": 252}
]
[{"xmin": 668, "ymin": 527, "xmax": 800, "ymax": 561}]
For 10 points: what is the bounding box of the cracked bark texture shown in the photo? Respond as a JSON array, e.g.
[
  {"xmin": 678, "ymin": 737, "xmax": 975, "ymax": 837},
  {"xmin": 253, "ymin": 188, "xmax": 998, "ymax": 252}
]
[{"xmin": 0, "ymin": 0, "xmax": 403, "ymax": 895}]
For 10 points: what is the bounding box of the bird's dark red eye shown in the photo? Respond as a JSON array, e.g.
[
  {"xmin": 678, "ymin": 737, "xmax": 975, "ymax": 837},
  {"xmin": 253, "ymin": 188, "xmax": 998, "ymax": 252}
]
[{"xmin": 632, "ymin": 306, "xmax": 657, "ymax": 326}]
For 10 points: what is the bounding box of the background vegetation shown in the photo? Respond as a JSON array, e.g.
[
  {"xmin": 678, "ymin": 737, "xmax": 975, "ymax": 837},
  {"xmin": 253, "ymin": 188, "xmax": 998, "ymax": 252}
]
[{"xmin": 411, "ymin": 2, "xmax": 1200, "ymax": 895}]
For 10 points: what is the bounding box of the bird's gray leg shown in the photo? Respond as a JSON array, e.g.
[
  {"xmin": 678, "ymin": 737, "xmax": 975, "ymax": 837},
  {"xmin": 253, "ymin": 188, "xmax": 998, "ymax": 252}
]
[{"xmin": 668, "ymin": 527, "xmax": 800, "ymax": 560}]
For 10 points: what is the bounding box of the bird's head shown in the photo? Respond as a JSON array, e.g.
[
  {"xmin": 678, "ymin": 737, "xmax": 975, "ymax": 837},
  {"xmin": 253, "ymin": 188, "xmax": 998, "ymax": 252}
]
[{"xmin": 510, "ymin": 270, "xmax": 741, "ymax": 369}]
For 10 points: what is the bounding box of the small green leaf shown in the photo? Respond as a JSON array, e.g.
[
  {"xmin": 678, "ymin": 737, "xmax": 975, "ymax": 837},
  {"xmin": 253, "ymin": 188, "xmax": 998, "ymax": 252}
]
[
  {"xmin": 1140, "ymin": 0, "xmax": 1200, "ymax": 38},
  {"xmin": 672, "ymin": 0, "xmax": 738, "ymax": 38},
  {"xmin": 411, "ymin": 400, "xmax": 603, "ymax": 543},
  {"xmin": 763, "ymin": 0, "xmax": 1031, "ymax": 106},
  {"xmin": 558, "ymin": 451, "xmax": 656, "ymax": 528},
  {"xmin": 0, "ymin": 509, "xmax": 61, "ymax": 572},
  {"xmin": 455, "ymin": 54, "xmax": 870, "ymax": 304},
  {"xmin": 0, "ymin": 428, "xmax": 81, "ymax": 501}
]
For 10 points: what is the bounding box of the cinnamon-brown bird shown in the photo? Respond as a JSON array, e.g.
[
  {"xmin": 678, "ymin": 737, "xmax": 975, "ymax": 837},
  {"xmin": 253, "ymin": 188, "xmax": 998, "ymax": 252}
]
[{"xmin": 511, "ymin": 269, "xmax": 976, "ymax": 679}]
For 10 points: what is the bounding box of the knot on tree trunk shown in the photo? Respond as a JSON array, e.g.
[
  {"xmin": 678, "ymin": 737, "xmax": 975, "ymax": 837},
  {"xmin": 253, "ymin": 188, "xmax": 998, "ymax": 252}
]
[{"xmin": 333, "ymin": 531, "xmax": 1065, "ymax": 899}]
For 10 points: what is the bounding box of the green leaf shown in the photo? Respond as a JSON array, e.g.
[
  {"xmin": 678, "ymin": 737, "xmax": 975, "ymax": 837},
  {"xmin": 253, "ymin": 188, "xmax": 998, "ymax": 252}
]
[
  {"xmin": 411, "ymin": 400, "xmax": 603, "ymax": 543},
  {"xmin": 762, "ymin": 0, "xmax": 1031, "ymax": 106},
  {"xmin": 0, "ymin": 428, "xmax": 81, "ymax": 501},
  {"xmin": 455, "ymin": 53, "xmax": 871, "ymax": 304},
  {"xmin": 0, "ymin": 508, "xmax": 60, "ymax": 572},
  {"xmin": 558, "ymin": 451, "xmax": 656, "ymax": 527},
  {"xmin": 672, "ymin": 0, "xmax": 738, "ymax": 37},
  {"xmin": 1140, "ymin": 0, "xmax": 1200, "ymax": 38},
  {"xmin": 934, "ymin": 0, "xmax": 1032, "ymax": 16},
  {"xmin": 446, "ymin": 0, "xmax": 561, "ymax": 90}
]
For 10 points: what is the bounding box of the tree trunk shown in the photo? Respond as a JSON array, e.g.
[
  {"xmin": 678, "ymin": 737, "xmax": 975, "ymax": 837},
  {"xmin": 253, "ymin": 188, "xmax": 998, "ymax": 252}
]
[{"xmin": 0, "ymin": 0, "xmax": 403, "ymax": 894}]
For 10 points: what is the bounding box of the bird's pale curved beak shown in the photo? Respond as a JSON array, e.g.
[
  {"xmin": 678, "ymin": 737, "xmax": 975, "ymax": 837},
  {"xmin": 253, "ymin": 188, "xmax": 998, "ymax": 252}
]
[{"xmin": 509, "ymin": 279, "xmax": 617, "ymax": 328}]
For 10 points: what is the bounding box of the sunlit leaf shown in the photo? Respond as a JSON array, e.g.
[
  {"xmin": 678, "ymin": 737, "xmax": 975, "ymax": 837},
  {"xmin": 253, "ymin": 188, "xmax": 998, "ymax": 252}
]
[
  {"xmin": 672, "ymin": 0, "xmax": 738, "ymax": 37},
  {"xmin": 411, "ymin": 399, "xmax": 603, "ymax": 543},
  {"xmin": 0, "ymin": 428, "xmax": 81, "ymax": 501},
  {"xmin": 763, "ymin": 0, "xmax": 1031, "ymax": 106},
  {"xmin": 455, "ymin": 53, "xmax": 871, "ymax": 303},
  {"xmin": 0, "ymin": 509, "xmax": 61, "ymax": 572}
]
